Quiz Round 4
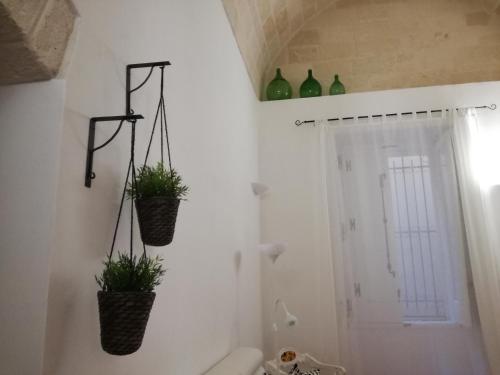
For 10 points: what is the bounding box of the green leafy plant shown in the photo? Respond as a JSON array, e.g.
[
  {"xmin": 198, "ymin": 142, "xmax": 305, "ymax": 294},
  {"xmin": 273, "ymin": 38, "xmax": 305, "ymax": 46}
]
[
  {"xmin": 127, "ymin": 162, "xmax": 189, "ymax": 200},
  {"xmin": 96, "ymin": 252, "xmax": 166, "ymax": 292}
]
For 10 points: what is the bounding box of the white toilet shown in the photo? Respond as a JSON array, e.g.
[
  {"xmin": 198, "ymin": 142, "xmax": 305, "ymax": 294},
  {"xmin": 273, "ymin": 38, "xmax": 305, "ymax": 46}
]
[{"xmin": 204, "ymin": 347, "xmax": 266, "ymax": 375}]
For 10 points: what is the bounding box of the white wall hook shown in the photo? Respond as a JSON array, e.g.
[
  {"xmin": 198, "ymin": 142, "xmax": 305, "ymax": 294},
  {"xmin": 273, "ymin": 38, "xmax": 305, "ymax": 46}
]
[
  {"xmin": 259, "ymin": 242, "xmax": 286, "ymax": 263},
  {"xmin": 251, "ymin": 182, "xmax": 269, "ymax": 196}
]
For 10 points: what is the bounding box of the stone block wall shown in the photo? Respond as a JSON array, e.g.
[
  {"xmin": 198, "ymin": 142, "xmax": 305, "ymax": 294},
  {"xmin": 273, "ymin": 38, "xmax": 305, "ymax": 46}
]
[{"xmin": 0, "ymin": 0, "xmax": 77, "ymax": 85}]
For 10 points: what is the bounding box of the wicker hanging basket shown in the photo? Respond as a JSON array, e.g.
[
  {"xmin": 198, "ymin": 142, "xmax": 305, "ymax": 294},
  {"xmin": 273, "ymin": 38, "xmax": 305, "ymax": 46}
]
[
  {"xmin": 135, "ymin": 197, "xmax": 180, "ymax": 246},
  {"xmin": 97, "ymin": 291, "xmax": 156, "ymax": 356}
]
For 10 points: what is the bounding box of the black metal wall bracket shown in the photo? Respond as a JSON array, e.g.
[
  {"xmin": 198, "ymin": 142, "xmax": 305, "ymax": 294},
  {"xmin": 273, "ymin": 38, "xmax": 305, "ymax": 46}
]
[
  {"xmin": 85, "ymin": 60, "xmax": 171, "ymax": 188},
  {"xmin": 85, "ymin": 115, "xmax": 144, "ymax": 187},
  {"xmin": 126, "ymin": 61, "xmax": 171, "ymax": 115}
]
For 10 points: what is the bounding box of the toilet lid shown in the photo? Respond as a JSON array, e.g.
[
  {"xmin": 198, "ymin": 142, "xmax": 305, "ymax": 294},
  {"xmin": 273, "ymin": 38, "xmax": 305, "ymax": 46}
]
[{"xmin": 253, "ymin": 366, "xmax": 266, "ymax": 375}]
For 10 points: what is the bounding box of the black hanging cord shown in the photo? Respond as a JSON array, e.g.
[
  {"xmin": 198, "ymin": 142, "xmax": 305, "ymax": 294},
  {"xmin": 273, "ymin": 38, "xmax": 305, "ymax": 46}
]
[
  {"xmin": 160, "ymin": 67, "xmax": 165, "ymax": 166},
  {"xmin": 130, "ymin": 121, "xmax": 136, "ymax": 259},
  {"xmin": 141, "ymin": 66, "xmax": 174, "ymax": 173},
  {"xmin": 108, "ymin": 119, "xmax": 147, "ymax": 259},
  {"xmin": 143, "ymin": 91, "xmax": 162, "ymax": 167},
  {"xmin": 109, "ymin": 160, "xmax": 132, "ymax": 258},
  {"xmin": 162, "ymin": 89, "xmax": 173, "ymax": 173}
]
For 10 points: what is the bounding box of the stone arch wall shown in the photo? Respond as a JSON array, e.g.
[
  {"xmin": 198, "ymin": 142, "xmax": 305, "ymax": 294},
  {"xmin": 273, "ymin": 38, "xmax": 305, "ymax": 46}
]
[
  {"xmin": 222, "ymin": 0, "xmax": 339, "ymax": 96},
  {"xmin": 223, "ymin": 0, "xmax": 500, "ymax": 100}
]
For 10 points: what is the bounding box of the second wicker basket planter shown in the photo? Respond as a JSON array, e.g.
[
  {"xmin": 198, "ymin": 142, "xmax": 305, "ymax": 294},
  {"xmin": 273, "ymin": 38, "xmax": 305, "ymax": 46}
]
[
  {"xmin": 135, "ymin": 197, "xmax": 180, "ymax": 246},
  {"xmin": 97, "ymin": 291, "xmax": 156, "ymax": 356}
]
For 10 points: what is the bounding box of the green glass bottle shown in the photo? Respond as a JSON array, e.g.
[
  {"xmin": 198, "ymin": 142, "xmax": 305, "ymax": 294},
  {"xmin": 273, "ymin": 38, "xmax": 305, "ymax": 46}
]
[
  {"xmin": 329, "ymin": 74, "xmax": 346, "ymax": 95},
  {"xmin": 266, "ymin": 68, "xmax": 292, "ymax": 101},
  {"xmin": 300, "ymin": 69, "xmax": 322, "ymax": 98}
]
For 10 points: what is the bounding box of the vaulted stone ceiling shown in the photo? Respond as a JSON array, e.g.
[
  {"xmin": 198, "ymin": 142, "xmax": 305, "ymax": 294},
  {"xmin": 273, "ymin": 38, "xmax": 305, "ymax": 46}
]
[
  {"xmin": 222, "ymin": 0, "xmax": 336, "ymax": 96},
  {"xmin": 222, "ymin": 0, "xmax": 500, "ymax": 100}
]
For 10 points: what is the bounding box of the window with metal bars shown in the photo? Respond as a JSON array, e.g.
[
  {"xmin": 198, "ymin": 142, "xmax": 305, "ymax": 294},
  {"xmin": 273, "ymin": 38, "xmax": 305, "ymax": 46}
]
[{"xmin": 387, "ymin": 155, "xmax": 449, "ymax": 322}]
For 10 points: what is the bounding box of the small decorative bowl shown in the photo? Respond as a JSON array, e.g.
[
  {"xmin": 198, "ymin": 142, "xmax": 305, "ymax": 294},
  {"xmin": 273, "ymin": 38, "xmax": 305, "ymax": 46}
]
[{"xmin": 278, "ymin": 347, "xmax": 299, "ymax": 366}]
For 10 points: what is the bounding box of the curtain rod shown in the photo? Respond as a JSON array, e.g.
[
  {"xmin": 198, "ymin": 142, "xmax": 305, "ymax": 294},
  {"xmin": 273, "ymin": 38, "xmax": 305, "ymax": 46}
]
[{"xmin": 294, "ymin": 104, "xmax": 497, "ymax": 127}]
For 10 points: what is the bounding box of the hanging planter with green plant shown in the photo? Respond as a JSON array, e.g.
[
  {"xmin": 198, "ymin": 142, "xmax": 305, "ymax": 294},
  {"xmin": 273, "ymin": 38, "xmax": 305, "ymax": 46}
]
[
  {"xmin": 96, "ymin": 252, "xmax": 165, "ymax": 355},
  {"xmin": 90, "ymin": 62, "xmax": 183, "ymax": 356},
  {"xmin": 94, "ymin": 116, "xmax": 166, "ymax": 355},
  {"xmin": 130, "ymin": 65, "xmax": 188, "ymax": 247},
  {"xmin": 128, "ymin": 163, "xmax": 189, "ymax": 246}
]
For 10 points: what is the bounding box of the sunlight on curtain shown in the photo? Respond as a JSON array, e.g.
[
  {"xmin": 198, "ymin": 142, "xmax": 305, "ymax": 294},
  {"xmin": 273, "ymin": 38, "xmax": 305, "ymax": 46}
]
[
  {"xmin": 463, "ymin": 109, "xmax": 500, "ymax": 190},
  {"xmin": 320, "ymin": 114, "xmax": 490, "ymax": 375},
  {"xmin": 453, "ymin": 109, "xmax": 500, "ymax": 375}
]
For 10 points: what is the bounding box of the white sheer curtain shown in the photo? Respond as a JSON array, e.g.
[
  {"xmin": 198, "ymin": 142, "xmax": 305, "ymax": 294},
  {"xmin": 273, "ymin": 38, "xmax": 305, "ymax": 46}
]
[
  {"xmin": 453, "ymin": 109, "xmax": 500, "ymax": 375},
  {"xmin": 319, "ymin": 114, "xmax": 490, "ymax": 375}
]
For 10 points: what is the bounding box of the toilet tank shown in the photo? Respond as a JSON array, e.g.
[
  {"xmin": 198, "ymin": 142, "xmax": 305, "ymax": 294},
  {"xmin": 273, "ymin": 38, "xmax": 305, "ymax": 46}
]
[{"xmin": 204, "ymin": 347, "xmax": 264, "ymax": 375}]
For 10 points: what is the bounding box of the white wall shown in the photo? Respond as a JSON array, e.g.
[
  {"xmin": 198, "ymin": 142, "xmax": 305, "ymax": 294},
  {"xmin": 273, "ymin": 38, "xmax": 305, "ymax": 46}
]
[
  {"xmin": 42, "ymin": 1, "xmax": 261, "ymax": 374},
  {"xmin": 258, "ymin": 81, "xmax": 500, "ymax": 363},
  {"xmin": 0, "ymin": 80, "xmax": 65, "ymax": 375},
  {"xmin": 5, "ymin": 2, "xmax": 500, "ymax": 374}
]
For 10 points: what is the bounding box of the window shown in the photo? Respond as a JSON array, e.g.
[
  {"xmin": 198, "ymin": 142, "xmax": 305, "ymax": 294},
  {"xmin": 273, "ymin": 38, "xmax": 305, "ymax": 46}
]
[{"xmin": 387, "ymin": 155, "xmax": 448, "ymax": 322}]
